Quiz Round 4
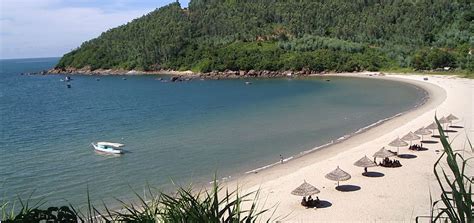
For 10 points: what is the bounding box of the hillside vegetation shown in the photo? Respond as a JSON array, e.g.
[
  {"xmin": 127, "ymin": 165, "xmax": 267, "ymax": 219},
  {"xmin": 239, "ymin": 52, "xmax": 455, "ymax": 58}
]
[{"xmin": 56, "ymin": 0, "xmax": 473, "ymax": 73}]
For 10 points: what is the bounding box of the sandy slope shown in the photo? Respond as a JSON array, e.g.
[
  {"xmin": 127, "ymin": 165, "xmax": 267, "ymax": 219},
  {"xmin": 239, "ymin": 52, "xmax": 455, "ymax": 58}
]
[{"xmin": 227, "ymin": 74, "xmax": 473, "ymax": 222}]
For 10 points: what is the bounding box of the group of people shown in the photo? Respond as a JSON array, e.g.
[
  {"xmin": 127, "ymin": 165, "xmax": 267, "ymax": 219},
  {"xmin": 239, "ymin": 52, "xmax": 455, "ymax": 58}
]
[
  {"xmin": 380, "ymin": 157, "xmax": 402, "ymax": 168},
  {"xmin": 301, "ymin": 195, "xmax": 320, "ymax": 207},
  {"xmin": 409, "ymin": 144, "xmax": 424, "ymax": 151}
]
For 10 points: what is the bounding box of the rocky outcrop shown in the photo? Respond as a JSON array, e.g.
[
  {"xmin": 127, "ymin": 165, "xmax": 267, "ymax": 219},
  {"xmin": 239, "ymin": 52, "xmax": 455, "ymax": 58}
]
[
  {"xmin": 195, "ymin": 69, "xmax": 319, "ymax": 79},
  {"xmin": 20, "ymin": 70, "xmax": 48, "ymax": 75},
  {"xmin": 46, "ymin": 67, "xmax": 328, "ymax": 79}
]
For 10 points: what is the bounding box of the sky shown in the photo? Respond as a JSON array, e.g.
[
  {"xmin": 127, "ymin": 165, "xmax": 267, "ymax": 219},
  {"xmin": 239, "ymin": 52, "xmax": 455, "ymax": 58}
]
[{"xmin": 0, "ymin": 0, "xmax": 189, "ymax": 59}]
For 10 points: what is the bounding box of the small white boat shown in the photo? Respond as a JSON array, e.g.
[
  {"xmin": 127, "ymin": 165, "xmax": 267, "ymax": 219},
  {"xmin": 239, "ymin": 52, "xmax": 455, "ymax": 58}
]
[{"xmin": 92, "ymin": 142, "xmax": 124, "ymax": 154}]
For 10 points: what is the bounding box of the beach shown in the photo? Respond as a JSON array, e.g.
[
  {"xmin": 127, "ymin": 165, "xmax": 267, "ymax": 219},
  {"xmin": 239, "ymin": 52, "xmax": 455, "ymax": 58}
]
[{"xmin": 227, "ymin": 74, "xmax": 473, "ymax": 222}]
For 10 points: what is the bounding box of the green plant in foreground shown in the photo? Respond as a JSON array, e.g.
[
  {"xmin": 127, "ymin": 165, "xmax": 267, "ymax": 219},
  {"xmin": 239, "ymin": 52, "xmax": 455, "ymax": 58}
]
[
  {"xmin": 157, "ymin": 181, "xmax": 273, "ymax": 223},
  {"xmin": 1, "ymin": 180, "xmax": 275, "ymax": 222},
  {"xmin": 1, "ymin": 193, "xmax": 77, "ymax": 222},
  {"xmin": 429, "ymin": 116, "xmax": 473, "ymax": 222},
  {"xmin": 111, "ymin": 180, "xmax": 275, "ymax": 222}
]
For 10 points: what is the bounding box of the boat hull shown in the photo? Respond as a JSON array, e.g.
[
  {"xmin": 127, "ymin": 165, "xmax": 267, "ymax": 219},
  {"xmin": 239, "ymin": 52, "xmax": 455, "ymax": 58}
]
[{"xmin": 92, "ymin": 144, "xmax": 123, "ymax": 154}]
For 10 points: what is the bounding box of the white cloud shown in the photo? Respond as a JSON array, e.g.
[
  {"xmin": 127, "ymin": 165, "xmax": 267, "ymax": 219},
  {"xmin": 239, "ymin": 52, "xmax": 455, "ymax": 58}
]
[{"xmin": 0, "ymin": 0, "xmax": 154, "ymax": 59}]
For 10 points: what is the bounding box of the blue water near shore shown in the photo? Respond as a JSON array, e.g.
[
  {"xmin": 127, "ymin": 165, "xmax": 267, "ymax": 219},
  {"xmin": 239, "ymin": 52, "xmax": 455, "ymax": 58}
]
[{"xmin": 0, "ymin": 58, "xmax": 425, "ymax": 206}]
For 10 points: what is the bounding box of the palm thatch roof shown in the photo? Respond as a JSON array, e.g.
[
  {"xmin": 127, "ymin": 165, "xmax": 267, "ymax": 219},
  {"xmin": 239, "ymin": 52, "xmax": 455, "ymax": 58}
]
[
  {"xmin": 354, "ymin": 156, "xmax": 377, "ymax": 168},
  {"xmin": 388, "ymin": 137, "xmax": 408, "ymax": 147},
  {"xmin": 414, "ymin": 127, "xmax": 432, "ymax": 136},
  {"xmin": 446, "ymin": 114, "xmax": 459, "ymax": 121},
  {"xmin": 439, "ymin": 116, "xmax": 449, "ymax": 124},
  {"xmin": 291, "ymin": 181, "xmax": 320, "ymax": 196},
  {"xmin": 325, "ymin": 166, "xmax": 351, "ymax": 182},
  {"xmin": 373, "ymin": 147, "xmax": 396, "ymax": 158},
  {"xmin": 401, "ymin": 131, "xmax": 421, "ymax": 141},
  {"xmin": 426, "ymin": 122, "xmax": 438, "ymax": 130}
]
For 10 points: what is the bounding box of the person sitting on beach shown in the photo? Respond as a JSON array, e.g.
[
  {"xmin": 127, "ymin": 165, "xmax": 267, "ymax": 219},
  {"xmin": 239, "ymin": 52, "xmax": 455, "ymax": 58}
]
[
  {"xmin": 395, "ymin": 160, "xmax": 402, "ymax": 167},
  {"xmin": 301, "ymin": 197, "xmax": 308, "ymax": 206},
  {"xmin": 415, "ymin": 144, "xmax": 424, "ymax": 151}
]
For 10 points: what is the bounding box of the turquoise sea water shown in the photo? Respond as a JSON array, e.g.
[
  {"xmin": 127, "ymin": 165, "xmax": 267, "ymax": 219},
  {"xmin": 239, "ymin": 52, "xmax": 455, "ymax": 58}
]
[{"xmin": 0, "ymin": 58, "xmax": 425, "ymax": 206}]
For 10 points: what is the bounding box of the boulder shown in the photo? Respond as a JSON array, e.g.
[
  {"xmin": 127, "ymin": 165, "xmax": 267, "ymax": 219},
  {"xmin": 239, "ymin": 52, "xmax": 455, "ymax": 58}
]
[
  {"xmin": 248, "ymin": 70, "xmax": 257, "ymax": 76},
  {"xmin": 170, "ymin": 76, "xmax": 179, "ymax": 82}
]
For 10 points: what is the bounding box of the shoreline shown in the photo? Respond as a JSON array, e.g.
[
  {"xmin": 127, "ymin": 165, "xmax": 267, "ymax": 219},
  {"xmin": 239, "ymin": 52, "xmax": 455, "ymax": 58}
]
[
  {"xmin": 45, "ymin": 68, "xmax": 385, "ymax": 80},
  {"xmin": 218, "ymin": 73, "xmax": 472, "ymax": 221},
  {"xmin": 213, "ymin": 73, "xmax": 439, "ymax": 184},
  {"xmin": 239, "ymin": 74, "xmax": 431, "ymax": 176}
]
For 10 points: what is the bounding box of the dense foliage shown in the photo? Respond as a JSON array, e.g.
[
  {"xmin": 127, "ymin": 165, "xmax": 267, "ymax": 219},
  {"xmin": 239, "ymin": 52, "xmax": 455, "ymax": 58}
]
[{"xmin": 56, "ymin": 0, "xmax": 473, "ymax": 73}]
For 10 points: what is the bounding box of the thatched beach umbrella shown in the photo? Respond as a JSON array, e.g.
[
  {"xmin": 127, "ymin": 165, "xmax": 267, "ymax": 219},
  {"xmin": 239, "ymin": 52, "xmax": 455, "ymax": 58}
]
[
  {"xmin": 446, "ymin": 114, "xmax": 460, "ymax": 129},
  {"xmin": 325, "ymin": 166, "xmax": 351, "ymax": 187},
  {"xmin": 426, "ymin": 122, "xmax": 437, "ymax": 129},
  {"xmin": 373, "ymin": 147, "xmax": 396, "ymax": 159},
  {"xmin": 446, "ymin": 114, "xmax": 459, "ymax": 123},
  {"xmin": 291, "ymin": 181, "xmax": 320, "ymax": 197},
  {"xmin": 401, "ymin": 131, "xmax": 421, "ymax": 146},
  {"xmin": 354, "ymin": 156, "xmax": 377, "ymax": 173},
  {"xmin": 426, "ymin": 122, "xmax": 438, "ymax": 136},
  {"xmin": 439, "ymin": 116, "xmax": 449, "ymax": 124},
  {"xmin": 439, "ymin": 116, "xmax": 450, "ymax": 130},
  {"xmin": 388, "ymin": 137, "xmax": 408, "ymax": 155},
  {"xmin": 414, "ymin": 127, "xmax": 432, "ymax": 141}
]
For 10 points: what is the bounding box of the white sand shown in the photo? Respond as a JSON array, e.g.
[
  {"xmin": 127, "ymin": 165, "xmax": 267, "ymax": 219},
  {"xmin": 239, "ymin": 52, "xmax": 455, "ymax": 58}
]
[{"xmin": 226, "ymin": 74, "xmax": 473, "ymax": 222}]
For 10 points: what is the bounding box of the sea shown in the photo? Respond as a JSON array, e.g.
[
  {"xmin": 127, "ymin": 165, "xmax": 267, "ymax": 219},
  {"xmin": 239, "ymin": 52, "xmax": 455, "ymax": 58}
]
[{"xmin": 0, "ymin": 57, "xmax": 426, "ymax": 207}]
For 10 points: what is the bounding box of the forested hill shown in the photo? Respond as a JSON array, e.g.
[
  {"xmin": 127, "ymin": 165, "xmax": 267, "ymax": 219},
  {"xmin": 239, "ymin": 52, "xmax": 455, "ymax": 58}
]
[{"xmin": 56, "ymin": 0, "xmax": 473, "ymax": 73}]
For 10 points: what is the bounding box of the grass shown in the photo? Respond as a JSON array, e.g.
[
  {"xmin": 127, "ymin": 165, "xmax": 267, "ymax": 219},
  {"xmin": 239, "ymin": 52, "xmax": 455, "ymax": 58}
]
[
  {"xmin": 1, "ymin": 179, "xmax": 276, "ymax": 222},
  {"xmin": 1, "ymin": 193, "xmax": 77, "ymax": 222}
]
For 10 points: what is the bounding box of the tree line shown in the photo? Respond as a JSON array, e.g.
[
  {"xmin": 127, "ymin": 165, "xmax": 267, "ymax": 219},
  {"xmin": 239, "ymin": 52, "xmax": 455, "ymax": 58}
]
[{"xmin": 56, "ymin": 0, "xmax": 473, "ymax": 73}]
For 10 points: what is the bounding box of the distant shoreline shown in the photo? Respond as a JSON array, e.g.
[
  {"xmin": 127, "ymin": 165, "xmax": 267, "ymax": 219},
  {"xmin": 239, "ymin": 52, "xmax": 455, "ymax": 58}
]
[{"xmin": 46, "ymin": 67, "xmax": 389, "ymax": 80}]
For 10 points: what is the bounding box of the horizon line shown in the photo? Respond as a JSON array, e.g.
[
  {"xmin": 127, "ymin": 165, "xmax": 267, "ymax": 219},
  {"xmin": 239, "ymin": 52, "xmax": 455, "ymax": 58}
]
[{"xmin": 0, "ymin": 56, "xmax": 61, "ymax": 61}]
